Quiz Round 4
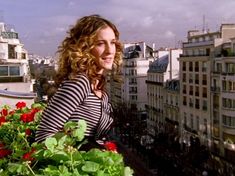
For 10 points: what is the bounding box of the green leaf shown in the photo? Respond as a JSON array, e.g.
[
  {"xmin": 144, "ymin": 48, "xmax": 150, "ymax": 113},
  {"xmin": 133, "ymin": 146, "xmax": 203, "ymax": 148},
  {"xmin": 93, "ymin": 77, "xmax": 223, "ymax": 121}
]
[
  {"xmin": 72, "ymin": 128, "xmax": 85, "ymax": 141},
  {"xmin": 81, "ymin": 161, "xmax": 100, "ymax": 173},
  {"xmin": 51, "ymin": 151, "xmax": 70, "ymax": 162},
  {"xmin": 12, "ymin": 113, "xmax": 21, "ymax": 120},
  {"xmin": 124, "ymin": 167, "xmax": 134, "ymax": 176},
  {"xmin": 31, "ymin": 102, "xmax": 45, "ymax": 109},
  {"xmin": 64, "ymin": 121, "xmax": 78, "ymax": 132},
  {"xmin": 45, "ymin": 137, "xmax": 57, "ymax": 152}
]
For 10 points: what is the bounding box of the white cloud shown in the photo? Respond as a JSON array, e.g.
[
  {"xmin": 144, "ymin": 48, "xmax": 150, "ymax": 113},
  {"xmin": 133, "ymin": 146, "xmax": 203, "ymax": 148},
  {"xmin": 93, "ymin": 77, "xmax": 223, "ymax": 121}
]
[
  {"xmin": 4, "ymin": 0, "xmax": 235, "ymax": 56},
  {"xmin": 164, "ymin": 30, "xmax": 175, "ymax": 39}
]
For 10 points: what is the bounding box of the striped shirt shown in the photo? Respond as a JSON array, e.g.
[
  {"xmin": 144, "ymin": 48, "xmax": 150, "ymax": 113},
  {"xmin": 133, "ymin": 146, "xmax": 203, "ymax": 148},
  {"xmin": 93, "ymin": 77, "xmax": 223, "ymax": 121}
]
[{"xmin": 35, "ymin": 74, "xmax": 113, "ymax": 144}]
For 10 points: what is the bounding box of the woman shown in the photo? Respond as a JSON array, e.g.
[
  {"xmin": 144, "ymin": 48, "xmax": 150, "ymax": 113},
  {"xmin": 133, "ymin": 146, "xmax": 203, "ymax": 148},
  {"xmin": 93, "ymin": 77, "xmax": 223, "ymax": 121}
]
[{"xmin": 35, "ymin": 15, "xmax": 122, "ymax": 149}]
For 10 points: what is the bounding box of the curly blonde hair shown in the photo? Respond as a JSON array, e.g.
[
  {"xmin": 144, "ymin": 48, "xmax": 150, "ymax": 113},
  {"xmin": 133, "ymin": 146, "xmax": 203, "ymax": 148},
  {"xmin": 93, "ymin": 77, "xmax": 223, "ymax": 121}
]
[{"xmin": 55, "ymin": 14, "xmax": 123, "ymax": 90}]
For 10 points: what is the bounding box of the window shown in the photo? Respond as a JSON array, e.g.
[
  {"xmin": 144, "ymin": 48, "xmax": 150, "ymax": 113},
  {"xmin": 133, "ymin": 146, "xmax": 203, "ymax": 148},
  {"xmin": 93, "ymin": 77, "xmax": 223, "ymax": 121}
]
[
  {"xmin": 10, "ymin": 66, "xmax": 20, "ymax": 76},
  {"xmin": 189, "ymin": 86, "xmax": 193, "ymax": 95},
  {"xmin": 0, "ymin": 66, "xmax": 8, "ymax": 76},
  {"xmin": 195, "ymin": 86, "xmax": 199, "ymax": 96},
  {"xmin": 0, "ymin": 66, "xmax": 20, "ymax": 76},
  {"xmin": 226, "ymin": 63, "xmax": 235, "ymax": 74},
  {"xmin": 195, "ymin": 74, "xmax": 199, "ymax": 84},
  {"xmin": 189, "ymin": 98, "xmax": 193, "ymax": 107},
  {"xmin": 189, "ymin": 74, "xmax": 193, "ymax": 83},
  {"xmin": 183, "ymin": 84, "xmax": 186, "ymax": 94},
  {"xmin": 8, "ymin": 44, "xmax": 16, "ymax": 59},
  {"xmin": 202, "ymin": 100, "xmax": 207, "ymax": 111},
  {"xmin": 189, "ymin": 62, "xmax": 193, "ymax": 71},
  {"xmin": 202, "ymin": 62, "xmax": 207, "ymax": 72},
  {"xmin": 223, "ymin": 115, "xmax": 235, "ymax": 127},
  {"xmin": 202, "ymin": 75, "xmax": 207, "ymax": 85},
  {"xmin": 182, "ymin": 73, "xmax": 186, "ymax": 82},
  {"xmin": 182, "ymin": 62, "xmax": 186, "ymax": 71},
  {"xmin": 183, "ymin": 96, "xmax": 187, "ymax": 106},
  {"xmin": 195, "ymin": 62, "xmax": 199, "ymax": 72},
  {"xmin": 195, "ymin": 99, "xmax": 200, "ymax": 109},
  {"xmin": 22, "ymin": 53, "xmax": 26, "ymax": 59},
  {"xmin": 202, "ymin": 87, "xmax": 207, "ymax": 98}
]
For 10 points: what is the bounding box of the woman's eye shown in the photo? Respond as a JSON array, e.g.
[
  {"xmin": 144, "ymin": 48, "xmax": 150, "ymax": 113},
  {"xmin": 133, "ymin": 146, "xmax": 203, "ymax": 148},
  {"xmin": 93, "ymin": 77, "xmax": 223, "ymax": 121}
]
[{"xmin": 96, "ymin": 42, "xmax": 104, "ymax": 46}]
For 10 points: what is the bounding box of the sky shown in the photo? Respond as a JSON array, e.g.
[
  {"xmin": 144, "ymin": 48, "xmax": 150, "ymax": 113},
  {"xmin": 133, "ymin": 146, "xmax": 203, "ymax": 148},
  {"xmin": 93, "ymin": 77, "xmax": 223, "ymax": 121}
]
[{"xmin": 1, "ymin": 0, "xmax": 235, "ymax": 56}]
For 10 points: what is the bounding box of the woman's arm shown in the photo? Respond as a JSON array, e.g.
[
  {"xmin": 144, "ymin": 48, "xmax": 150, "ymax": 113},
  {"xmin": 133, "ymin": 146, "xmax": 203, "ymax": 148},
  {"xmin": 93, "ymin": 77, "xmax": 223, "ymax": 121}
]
[{"xmin": 35, "ymin": 75, "xmax": 91, "ymax": 142}]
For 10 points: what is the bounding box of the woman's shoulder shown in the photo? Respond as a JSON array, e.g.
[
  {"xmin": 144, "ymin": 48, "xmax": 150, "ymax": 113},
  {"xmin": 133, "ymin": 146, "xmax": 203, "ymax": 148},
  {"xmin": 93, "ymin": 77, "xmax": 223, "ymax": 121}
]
[
  {"xmin": 74, "ymin": 73, "xmax": 89, "ymax": 81},
  {"xmin": 61, "ymin": 73, "xmax": 91, "ymax": 90}
]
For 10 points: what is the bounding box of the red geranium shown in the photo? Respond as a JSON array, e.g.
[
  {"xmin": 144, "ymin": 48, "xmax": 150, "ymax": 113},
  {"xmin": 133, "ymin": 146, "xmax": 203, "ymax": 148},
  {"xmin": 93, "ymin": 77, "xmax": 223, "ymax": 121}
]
[
  {"xmin": 25, "ymin": 128, "xmax": 32, "ymax": 136},
  {"xmin": 20, "ymin": 113, "xmax": 34, "ymax": 123},
  {"xmin": 22, "ymin": 148, "xmax": 36, "ymax": 161},
  {"xmin": 0, "ymin": 149, "xmax": 12, "ymax": 158},
  {"xmin": 1, "ymin": 108, "xmax": 8, "ymax": 116},
  {"xmin": 103, "ymin": 141, "xmax": 117, "ymax": 152},
  {"xmin": 16, "ymin": 101, "xmax": 26, "ymax": 109},
  {"xmin": 0, "ymin": 116, "xmax": 6, "ymax": 126}
]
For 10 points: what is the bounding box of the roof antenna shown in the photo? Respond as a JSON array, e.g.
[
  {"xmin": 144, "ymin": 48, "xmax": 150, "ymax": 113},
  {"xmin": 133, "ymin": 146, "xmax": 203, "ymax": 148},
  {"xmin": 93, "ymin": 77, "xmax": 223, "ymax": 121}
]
[{"xmin": 203, "ymin": 15, "xmax": 206, "ymax": 33}]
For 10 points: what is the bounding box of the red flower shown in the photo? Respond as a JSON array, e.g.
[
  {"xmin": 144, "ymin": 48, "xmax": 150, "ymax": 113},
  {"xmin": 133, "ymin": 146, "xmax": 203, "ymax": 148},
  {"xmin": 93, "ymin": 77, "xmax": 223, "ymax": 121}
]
[
  {"xmin": 103, "ymin": 141, "xmax": 117, "ymax": 152},
  {"xmin": 1, "ymin": 108, "xmax": 8, "ymax": 116},
  {"xmin": 0, "ymin": 116, "xmax": 6, "ymax": 126},
  {"xmin": 16, "ymin": 102, "xmax": 26, "ymax": 109},
  {"xmin": 0, "ymin": 149, "xmax": 12, "ymax": 158},
  {"xmin": 30, "ymin": 108, "xmax": 40, "ymax": 116},
  {"xmin": 25, "ymin": 128, "xmax": 31, "ymax": 136},
  {"xmin": 9, "ymin": 110, "xmax": 15, "ymax": 115},
  {"xmin": 22, "ymin": 148, "xmax": 36, "ymax": 161},
  {"xmin": 20, "ymin": 113, "xmax": 34, "ymax": 123}
]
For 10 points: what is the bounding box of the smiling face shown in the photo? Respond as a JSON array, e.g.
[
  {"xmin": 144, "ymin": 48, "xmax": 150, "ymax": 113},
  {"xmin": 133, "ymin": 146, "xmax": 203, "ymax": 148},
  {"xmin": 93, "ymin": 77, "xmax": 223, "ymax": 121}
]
[{"xmin": 91, "ymin": 26, "xmax": 116, "ymax": 74}]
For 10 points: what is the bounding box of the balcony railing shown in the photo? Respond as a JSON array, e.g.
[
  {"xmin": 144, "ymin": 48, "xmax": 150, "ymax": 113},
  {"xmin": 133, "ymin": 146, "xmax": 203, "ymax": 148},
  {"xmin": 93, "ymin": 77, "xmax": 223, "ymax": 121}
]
[
  {"xmin": 0, "ymin": 76, "xmax": 24, "ymax": 83},
  {"xmin": 182, "ymin": 40, "xmax": 214, "ymax": 48}
]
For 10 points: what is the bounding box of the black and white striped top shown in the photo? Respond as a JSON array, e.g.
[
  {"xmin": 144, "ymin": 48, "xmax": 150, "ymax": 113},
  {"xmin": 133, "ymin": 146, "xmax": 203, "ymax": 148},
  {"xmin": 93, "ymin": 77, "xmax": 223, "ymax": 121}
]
[{"xmin": 35, "ymin": 74, "xmax": 113, "ymax": 144}]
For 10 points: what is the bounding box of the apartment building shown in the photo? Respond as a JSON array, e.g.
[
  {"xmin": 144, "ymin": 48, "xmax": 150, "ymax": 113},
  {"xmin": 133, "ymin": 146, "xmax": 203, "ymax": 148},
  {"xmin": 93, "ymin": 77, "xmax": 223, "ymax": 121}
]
[
  {"xmin": 178, "ymin": 24, "xmax": 235, "ymax": 158},
  {"xmin": 122, "ymin": 42, "xmax": 155, "ymax": 111},
  {"xmin": 0, "ymin": 22, "xmax": 36, "ymax": 107},
  {"xmin": 146, "ymin": 48, "xmax": 182, "ymax": 136},
  {"xmin": 212, "ymin": 36, "xmax": 235, "ymax": 160},
  {"xmin": 109, "ymin": 41, "xmax": 155, "ymax": 116}
]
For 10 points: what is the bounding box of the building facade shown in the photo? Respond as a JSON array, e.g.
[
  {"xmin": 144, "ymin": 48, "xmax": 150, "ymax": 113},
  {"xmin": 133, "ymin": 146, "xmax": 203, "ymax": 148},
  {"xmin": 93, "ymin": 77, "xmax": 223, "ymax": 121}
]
[
  {"xmin": 178, "ymin": 24, "xmax": 235, "ymax": 159},
  {"xmin": 0, "ymin": 22, "xmax": 36, "ymax": 107},
  {"xmin": 110, "ymin": 41, "xmax": 155, "ymax": 113},
  {"xmin": 146, "ymin": 48, "xmax": 182, "ymax": 136}
]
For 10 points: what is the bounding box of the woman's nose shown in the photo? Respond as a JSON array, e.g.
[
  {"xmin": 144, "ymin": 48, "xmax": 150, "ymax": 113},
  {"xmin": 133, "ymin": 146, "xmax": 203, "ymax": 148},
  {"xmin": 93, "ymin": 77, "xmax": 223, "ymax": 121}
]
[{"xmin": 105, "ymin": 43, "xmax": 115, "ymax": 53}]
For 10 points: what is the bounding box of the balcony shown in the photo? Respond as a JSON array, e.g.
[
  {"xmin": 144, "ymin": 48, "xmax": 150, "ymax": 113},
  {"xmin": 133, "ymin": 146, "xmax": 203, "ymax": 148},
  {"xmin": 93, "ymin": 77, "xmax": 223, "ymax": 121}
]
[
  {"xmin": 0, "ymin": 76, "xmax": 24, "ymax": 83},
  {"xmin": 182, "ymin": 40, "xmax": 213, "ymax": 48},
  {"xmin": 223, "ymin": 125, "xmax": 235, "ymax": 135}
]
